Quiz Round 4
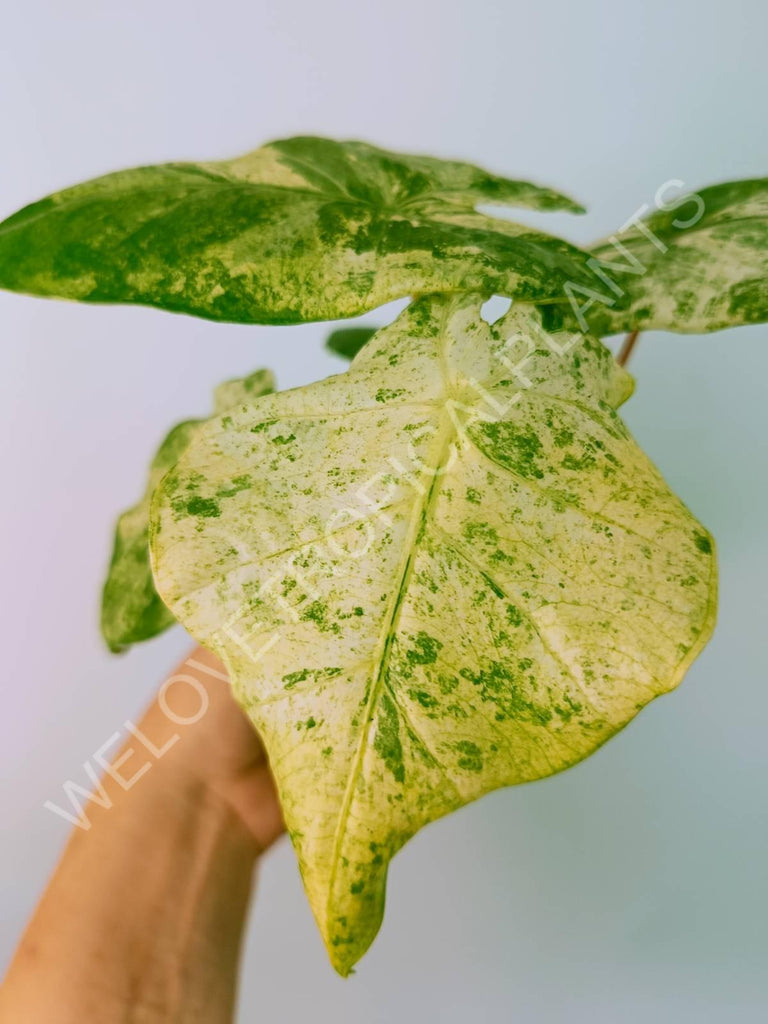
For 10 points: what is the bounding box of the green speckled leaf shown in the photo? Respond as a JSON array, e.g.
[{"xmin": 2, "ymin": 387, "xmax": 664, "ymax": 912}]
[
  {"xmin": 566, "ymin": 178, "xmax": 768, "ymax": 335},
  {"xmin": 325, "ymin": 326, "xmax": 379, "ymax": 360},
  {"xmin": 101, "ymin": 369, "xmax": 274, "ymax": 652},
  {"xmin": 0, "ymin": 137, "xmax": 592, "ymax": 323},
  {"xmin": 149, "ymin": 296, "xmax": 715, "ymax": 974}
]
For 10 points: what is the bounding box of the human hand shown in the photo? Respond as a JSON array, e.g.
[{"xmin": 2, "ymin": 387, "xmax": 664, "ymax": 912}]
[
  {"xmin": 137, "ymin": 644, "xmax": 285, "ymax": 854},
  {"xmin": 0, "ymin": 646, "xmax": 285, "ymax": 1024}
]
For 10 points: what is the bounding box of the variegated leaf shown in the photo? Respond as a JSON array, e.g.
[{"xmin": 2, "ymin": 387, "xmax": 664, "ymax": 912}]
[
  {"xmin": 0, "ymin": 137, "xmax": 592, "ymax": 323},
  {"xmin": 561, "ymin": 178, "xmax": 768, "ymax": 335},
  {"xmin": 101, "ymin": 369, "xmax": 274, "ymax": 652},
  {"xmin": 149, "ymin": 296, "xmax": 715, "ymax": 974}
]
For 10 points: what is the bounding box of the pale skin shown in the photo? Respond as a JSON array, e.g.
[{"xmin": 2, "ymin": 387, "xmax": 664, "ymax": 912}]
[{"xmin": 0, "ymin": 646, "xmax": 285, "ymax": 1023}]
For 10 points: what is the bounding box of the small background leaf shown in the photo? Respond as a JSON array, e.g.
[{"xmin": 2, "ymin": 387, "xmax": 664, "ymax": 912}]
[
  {"xmin": 101, "ymin": 368, "xmax": 274, "ymax": 652},
  {"xmin": 325, "ymin": 326, "xmax": 379, "ymax": 360}
]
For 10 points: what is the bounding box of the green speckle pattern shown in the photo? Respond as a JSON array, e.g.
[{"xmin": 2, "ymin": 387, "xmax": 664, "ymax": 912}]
[
  {"xmin": 150, "ymin": 296, "xmax": 716, "ymax": 974},
  {"xmin": 0, "ymin": 137, "xmax": 592, "ymax": 324},
  {"xmin": 100, "ymin": 368, "xmax": 273, "ymax": 651}
]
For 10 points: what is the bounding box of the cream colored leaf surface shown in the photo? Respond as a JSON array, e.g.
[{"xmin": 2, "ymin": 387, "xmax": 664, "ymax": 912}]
[
  {"xmin": 101, "ymin": 369, "xmax": 274, "ymax": 651},
  {"xmin": 150, "ymin": 297, "xmax": 716, "ymax": 974}
]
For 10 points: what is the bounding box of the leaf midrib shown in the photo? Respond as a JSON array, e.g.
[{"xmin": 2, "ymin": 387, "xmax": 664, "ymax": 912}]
[
  {"xmin": 323, "ymin": 410, "xmax": 455, "ymax": 916},
  {"xmin": 323, "ymin": 317, "xmax": 459, "ymax": 921}
]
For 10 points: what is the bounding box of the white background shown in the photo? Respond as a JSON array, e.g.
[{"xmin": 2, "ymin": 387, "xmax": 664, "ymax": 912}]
[{"xmin": 1, "ymin": 2, "xmax": 767, "ymax": 1021}]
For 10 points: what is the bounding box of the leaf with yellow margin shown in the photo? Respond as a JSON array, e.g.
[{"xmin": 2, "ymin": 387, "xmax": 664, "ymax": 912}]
[{"xmin": 150, "ymin": 295, "xmax": 716, "ymax": 973}]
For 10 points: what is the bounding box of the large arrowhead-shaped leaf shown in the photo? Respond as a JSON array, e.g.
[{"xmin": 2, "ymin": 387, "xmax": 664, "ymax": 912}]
[
  {"xmin": 101, "ymin": 369, "xmax": 273, "ymax": 652},
  {"xmin": 0, "ymin": 137, "xmax": 593, "ymax": 324},
  {"xmin": 562, "ymin": 178, "xmax": 768, "ymax": 335},
  {"xmin": 150, "ymin": 296, "xmax": 716, "ymax": 974}
]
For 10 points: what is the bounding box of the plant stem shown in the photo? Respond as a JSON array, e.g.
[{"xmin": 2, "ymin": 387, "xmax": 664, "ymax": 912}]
[{"xmin": 617, "ymin": 329, "xmax": 640, "ymax": 367}]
